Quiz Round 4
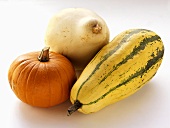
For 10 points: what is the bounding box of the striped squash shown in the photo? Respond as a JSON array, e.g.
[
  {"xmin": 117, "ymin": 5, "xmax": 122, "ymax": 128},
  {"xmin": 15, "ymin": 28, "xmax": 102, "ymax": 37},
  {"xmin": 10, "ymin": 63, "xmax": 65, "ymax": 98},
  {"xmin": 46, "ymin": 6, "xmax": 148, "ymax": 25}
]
[{"xmin": 68, "ymin": 29, "xmax": 164, "ymax": 115}]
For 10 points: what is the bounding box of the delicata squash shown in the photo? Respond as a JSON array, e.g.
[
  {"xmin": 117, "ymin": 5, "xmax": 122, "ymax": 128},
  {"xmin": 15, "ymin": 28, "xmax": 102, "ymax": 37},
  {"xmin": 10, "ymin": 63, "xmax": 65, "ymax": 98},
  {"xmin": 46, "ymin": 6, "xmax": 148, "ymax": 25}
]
[{"xmin": 68, "ymin": 29, "xmax": 164, "ymax": 115}]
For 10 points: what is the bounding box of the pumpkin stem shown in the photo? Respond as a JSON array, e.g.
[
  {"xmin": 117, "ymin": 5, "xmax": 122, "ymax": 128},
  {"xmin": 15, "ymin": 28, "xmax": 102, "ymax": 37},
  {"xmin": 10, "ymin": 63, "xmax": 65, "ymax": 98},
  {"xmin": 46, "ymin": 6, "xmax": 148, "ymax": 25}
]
[
  {"xmin": 67, "ymin": 100, "xmax": 82, "ymax": 116},
  {"xmin": 38, "ymin": 47, "xmax": 50, "ymax": 62}
]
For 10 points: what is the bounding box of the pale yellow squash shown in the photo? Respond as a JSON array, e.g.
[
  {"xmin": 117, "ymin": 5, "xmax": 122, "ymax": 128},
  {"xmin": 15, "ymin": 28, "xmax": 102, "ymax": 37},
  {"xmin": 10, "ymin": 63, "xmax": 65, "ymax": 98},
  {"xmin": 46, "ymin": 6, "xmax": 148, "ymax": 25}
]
[{"xmin": 44, "ymin": 8, "xmax": 110, "ymax": 77}]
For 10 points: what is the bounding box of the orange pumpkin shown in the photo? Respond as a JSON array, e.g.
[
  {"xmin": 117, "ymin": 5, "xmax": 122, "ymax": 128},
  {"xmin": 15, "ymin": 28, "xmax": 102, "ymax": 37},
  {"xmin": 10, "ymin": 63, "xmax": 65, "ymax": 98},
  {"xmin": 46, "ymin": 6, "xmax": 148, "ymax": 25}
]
[{"xmin": 8, "ymin": 47, "xmax": 76, "ymax": 107}]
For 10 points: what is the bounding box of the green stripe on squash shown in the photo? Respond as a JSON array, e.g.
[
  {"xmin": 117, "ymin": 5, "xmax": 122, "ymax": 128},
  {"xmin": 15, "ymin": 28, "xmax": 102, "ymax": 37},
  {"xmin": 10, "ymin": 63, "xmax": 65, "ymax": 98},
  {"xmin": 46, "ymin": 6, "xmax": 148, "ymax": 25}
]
[
  {"xmin": 76, "ymin": 29, "xmax": 161, "ymax": 99},
  {"xmin": 68, "ymin": 29, "xmax": 164, "ymax": 116},
  {"xmin": 84, "ymin": 48, "xmax": 164, "ymax": 105},
  {"xmin": 77, "ymin": 29, "xmax": 150, "ymax": 97}
]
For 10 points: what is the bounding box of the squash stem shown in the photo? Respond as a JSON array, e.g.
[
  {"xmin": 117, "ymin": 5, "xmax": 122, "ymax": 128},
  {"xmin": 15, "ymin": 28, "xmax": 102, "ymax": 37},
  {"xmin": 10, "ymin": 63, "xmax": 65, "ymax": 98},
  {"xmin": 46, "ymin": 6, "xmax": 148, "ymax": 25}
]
[
  {"xmin": 67, "ymin": 100, "xmax": 82, "ymax": 116},
  {"xmin": 38, "ymin": 47, "xmax": 50, "ymax": 62},
  {"xmin": 92, "ymin": 23, "xmax": 102, "ymax": 34}
]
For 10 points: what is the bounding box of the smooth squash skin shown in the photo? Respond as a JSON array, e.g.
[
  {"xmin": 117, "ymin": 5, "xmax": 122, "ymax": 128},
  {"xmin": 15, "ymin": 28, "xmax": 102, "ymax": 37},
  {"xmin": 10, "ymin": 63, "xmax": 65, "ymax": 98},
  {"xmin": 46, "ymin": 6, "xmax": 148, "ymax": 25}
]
[
  {"xmin": 44, "ymin": 8, "xmax": 110, "ymax": 78},
  {"xmin": 68, "ymin": 29, "xmax": 164, "ymax": 115}
]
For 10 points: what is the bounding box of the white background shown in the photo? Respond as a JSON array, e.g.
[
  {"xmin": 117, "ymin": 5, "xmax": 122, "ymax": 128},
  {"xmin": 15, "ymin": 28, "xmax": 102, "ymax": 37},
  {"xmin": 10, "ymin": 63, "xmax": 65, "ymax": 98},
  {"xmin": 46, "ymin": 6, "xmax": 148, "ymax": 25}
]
[{"xmin": 0, "ymin": 0, "xmax": 170, "ymax": 128}]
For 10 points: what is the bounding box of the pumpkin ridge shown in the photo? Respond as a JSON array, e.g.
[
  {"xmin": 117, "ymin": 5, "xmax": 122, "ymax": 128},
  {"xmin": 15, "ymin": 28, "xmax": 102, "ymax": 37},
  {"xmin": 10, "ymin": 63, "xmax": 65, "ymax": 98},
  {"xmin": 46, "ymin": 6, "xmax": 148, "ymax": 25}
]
[
  {"xmin": 15, "ymin": 60, "xmax": 34, "ymax": 99},
  {"xmin": 44, "ymin": 62, "xmax": 51, "ymax": 106},
  {"xmin": 63, "ymin": 64, "xmax": 72, "ymax": 91},
  {"xmin": 56, "ymin": 66, "xmax": 64, "ymax": 103},
  {"xmin": 58, "ymin": 61, "xmax": 70, "ymax": 96},
  {"xmin": 55, "ymin": 57, "xmax": 75, "ymax": 96},
  {"xmin": 61, "ymin": 59, "xmax": 75, "ymax": 90},
  {"xmin": 8, "ymin": 58, "xmax": 30, "ymax": 84},
  {"xmin": 25, "ymin": 62, "xmax": 40, "ymax": 105},
  {"xmin": 53, "ymin": 58, "xmax": 73, "ymax": 103},
  {"xmin": 32, "ymin": 62, "xmax": 40, "ymax": 106}
]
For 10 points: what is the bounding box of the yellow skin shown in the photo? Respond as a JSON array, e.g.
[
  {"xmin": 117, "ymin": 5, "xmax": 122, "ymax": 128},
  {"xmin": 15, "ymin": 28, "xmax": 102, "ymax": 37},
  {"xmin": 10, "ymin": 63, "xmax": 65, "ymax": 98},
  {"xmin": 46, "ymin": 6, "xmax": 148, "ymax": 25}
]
[{"xmin": 69, "ymin": 29, "xmax": 164, "ymax": 114}]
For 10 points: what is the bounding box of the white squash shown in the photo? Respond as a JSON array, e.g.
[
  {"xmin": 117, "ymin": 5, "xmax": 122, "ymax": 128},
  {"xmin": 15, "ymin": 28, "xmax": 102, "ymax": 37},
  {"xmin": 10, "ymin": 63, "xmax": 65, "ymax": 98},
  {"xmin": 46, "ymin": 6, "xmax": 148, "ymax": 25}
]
[{"xmin": 44, "ymin": 8, "xmax": 110, "ymax": 77}]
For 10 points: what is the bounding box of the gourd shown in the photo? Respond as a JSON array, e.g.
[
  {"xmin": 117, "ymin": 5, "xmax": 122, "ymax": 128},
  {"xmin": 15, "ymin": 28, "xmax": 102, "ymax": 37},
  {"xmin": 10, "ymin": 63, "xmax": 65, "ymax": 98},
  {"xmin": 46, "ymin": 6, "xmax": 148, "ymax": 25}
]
[
  {"xmin": 44, "ymin": 8, "xmax": 110, "ymax": 77},
  {"xmin": 68, "ymin": 29, "xmax": 164, "ymax": 115},
  {"xmin": 8, "ymin": 47, "xmax": 76, "ymax": 107}
]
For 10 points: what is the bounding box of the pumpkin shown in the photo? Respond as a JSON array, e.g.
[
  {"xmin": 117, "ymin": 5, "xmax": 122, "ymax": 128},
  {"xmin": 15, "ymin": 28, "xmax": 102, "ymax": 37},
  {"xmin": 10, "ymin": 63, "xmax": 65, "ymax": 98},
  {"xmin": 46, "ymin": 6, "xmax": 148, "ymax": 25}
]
[{"xmin": 8, "ymin": 47, "xmax": 76, "ymax": 107}]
